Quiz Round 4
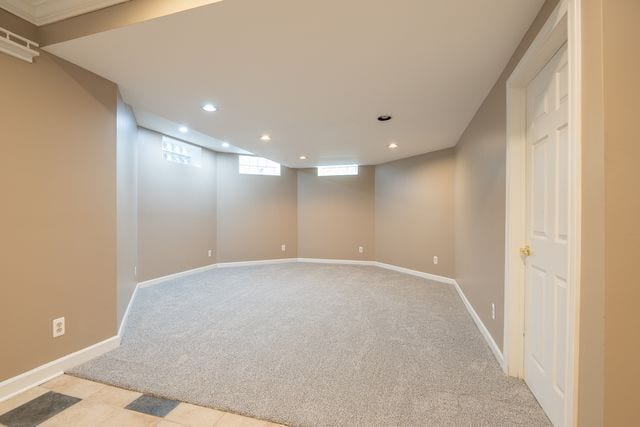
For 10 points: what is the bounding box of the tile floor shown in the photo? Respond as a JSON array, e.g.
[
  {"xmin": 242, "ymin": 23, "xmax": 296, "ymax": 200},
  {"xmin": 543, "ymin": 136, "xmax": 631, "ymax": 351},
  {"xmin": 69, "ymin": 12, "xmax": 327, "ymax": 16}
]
[{"xmin": 0, "ymin": 375, "xmax": 286, "ymax": 427}]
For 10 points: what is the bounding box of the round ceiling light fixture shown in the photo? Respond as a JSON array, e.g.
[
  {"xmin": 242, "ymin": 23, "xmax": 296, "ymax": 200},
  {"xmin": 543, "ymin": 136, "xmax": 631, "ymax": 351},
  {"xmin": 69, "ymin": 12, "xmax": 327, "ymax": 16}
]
[
  {"xmin": 202, "ymin": 103, "xmax": 217, "ymax": 112},
  {"xmin": 179, "ymin": 126, "xmax": 189, "ymax": 133},
  {"xmin": 388, "ymin": 142, "xmax": 398, "ymax": 149},
  {"xmin": 222, "ymin": 142, "xmax": 230, "ymax": 148},
  {"xmin": 260, "ymin": 134, "xmax": 272, "ymax": 141},
  {"xmin": 377, "ymin": 115, "xmax": 392, "ymax": 122},
  {"xmin": 299, "ymin": 155, "xmax": 307, "ymax": 160}
]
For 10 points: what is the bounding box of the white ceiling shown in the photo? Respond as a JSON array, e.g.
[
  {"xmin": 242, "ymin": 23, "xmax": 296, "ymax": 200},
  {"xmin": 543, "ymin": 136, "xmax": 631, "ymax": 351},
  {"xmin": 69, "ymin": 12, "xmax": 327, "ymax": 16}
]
[
  {"xmin": 46, "ymin": 0, "xmax": 544, "ymax": 167},
  {"xmin": 0, "ymin": 0, "xmax": 128, "ymax": 25}
]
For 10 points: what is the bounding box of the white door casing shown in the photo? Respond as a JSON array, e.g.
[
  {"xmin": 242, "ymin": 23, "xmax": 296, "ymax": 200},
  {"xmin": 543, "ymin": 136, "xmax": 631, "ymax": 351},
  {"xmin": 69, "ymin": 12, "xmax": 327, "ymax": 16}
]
[
  {"xmin": 524, "ymin": 44, "xmax": 569, "ymax": 427},
  {"xmin": 504, "ymin": 0, "xmax": 581, "ymax": 425}
]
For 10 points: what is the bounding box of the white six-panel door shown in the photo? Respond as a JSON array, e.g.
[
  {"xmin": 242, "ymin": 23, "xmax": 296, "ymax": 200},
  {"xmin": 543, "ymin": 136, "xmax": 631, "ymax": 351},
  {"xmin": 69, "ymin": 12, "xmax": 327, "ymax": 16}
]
[{"xmin": 524, "ymin": 43, "xmax": 569, "ymax": 427}]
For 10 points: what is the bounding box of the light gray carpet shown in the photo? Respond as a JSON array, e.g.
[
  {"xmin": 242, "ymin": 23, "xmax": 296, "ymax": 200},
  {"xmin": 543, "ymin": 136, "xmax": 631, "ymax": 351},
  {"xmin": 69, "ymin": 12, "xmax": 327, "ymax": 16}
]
[{"xmin": 70, "ymin": 263, "xmax": 550, "ymax": 426}]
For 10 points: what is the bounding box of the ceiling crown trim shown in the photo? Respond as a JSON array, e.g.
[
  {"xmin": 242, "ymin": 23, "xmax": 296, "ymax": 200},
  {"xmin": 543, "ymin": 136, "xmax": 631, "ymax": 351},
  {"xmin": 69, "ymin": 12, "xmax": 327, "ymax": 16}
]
[{"xmin": 0, "ymin": 0, "xmax": 129, "ymax": 26}]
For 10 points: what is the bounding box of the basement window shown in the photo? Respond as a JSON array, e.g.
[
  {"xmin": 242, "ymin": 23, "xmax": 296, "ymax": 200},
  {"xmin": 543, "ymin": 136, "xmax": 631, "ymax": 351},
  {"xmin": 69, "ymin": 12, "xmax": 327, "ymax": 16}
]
[
  {"xmin": 238, "ymin": 155, "xmax": 281, "ymax": 176},
  {"xmin": 317, "ymin": 165, "xmax": 359, "ymax": 176},
  {"xmin": 162, "ymin": 136, "xmax": 202, "ymax": 167}
]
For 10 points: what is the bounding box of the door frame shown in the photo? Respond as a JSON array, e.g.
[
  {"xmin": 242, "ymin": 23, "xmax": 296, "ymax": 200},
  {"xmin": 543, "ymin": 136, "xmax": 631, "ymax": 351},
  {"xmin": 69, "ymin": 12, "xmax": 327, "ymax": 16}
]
[{"xmin": 503, "ymin": 0, "xmax": 581, "ymax": 425}]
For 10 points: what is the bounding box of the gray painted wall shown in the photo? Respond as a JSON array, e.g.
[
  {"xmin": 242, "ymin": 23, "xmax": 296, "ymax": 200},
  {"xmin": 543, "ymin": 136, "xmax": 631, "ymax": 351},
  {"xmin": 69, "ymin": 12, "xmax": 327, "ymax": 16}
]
[
  {"xmin": 453, "ymin": 0, "xmax": 559, "ymax": 350},
  {"xmin": 375, "ymin": 149, "xmax": 455, "ymax": 277},
  {"xmin": 216, "ymin": 153, "xmax": 298, "ymax": 262},
  {"xmin": 297, "ymin": 167, "xmax": 375, "ymax": 261},
  {"xmin": 137, "ymin": 129, "xmax": 217, "ymax": 281},
  {"xmin": 116, "ymin": 95, "xmax": 138, "ymax": 326}
]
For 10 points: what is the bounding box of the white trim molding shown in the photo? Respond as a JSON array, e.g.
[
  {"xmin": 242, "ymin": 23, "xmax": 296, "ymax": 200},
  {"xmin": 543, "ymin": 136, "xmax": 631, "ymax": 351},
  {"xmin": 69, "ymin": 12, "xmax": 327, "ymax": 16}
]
[
  {"xmin": 297, "ymin": 258, "xmax": 372, "ymax": 266},
  {"xmin": 504, "ymin": 1, "xmax": 581, "ymax": 425},
  {"xmin": 372, "ymin": 261, "xmax": 457, "ymax": 285},
  {"xmin": 0, "ymin": 26, "xmax": 39, "ymax": 63},
  {"xmin": 137, "ymin": 263, "xmax": 217, "ymax": 288},
  {"xmin": 453, "ymin": 280, "xmax": 505, "ymax": 370},
  {"xmin": 216, "ymin": 258, "xmax": 297, "ymax": 268},
  {"xmin": 118, "ymin": 283, "xmax": 140, "ymax": 338},
  {"xmin": 0, "ymin": 0, "xmax": 129, "ymax": 26},
  {"xmin": 135, "ymin": 258, "xmax": 458, "ymax": 289},
  {"xmin": 0, "ymin": 336, "xmax": 120, "ymax": 403}
]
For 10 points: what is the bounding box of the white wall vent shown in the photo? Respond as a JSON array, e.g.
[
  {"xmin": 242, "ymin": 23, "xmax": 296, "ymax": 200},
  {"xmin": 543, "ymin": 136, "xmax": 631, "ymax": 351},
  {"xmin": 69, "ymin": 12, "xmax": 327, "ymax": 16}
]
[{"xmin": 0, "ymin": 27, "xmax": 39, "ymax": 63}]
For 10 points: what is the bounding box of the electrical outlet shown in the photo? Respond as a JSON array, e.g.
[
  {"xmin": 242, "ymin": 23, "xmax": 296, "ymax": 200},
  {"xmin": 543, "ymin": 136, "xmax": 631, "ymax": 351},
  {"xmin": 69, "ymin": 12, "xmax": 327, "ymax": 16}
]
[
  {"xmin": 491, "ymin": 303, "xmax": 496, "ymax": 320},
  {"xmin": 281, "ymin": 244, "xmax": 286, "ymax": 252},
  {"xmin": 433, "ymin": 256, "xmax": 439, "ymax": 265},
  {"xmin": 53, "ymin": 317, "xmax": 65, "ymax": 338},
  {"xmin": 358, "ymin": 246, "xmax": 364, "ymax": 254},
  {"xmin": 208, "ymin": 249, "xmax": 212, "ymax": 257}
]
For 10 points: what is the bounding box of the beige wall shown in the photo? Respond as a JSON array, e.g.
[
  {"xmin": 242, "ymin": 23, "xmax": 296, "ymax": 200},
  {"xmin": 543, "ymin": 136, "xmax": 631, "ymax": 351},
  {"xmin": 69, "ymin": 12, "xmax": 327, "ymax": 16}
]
[
  {"xmin": 0, "ymin": 50, "xmax": 118, "ymax": 381},
  {"xmin": 600, "ymin": 0, "xmax": 640, "ymax": 424},
  {"xmin": 453, "ymin": 0, "xmax": 559, "ymax": 350},
  {"xmin": 577, "ymin": 0, "xmax": 605, "ymax": 424},
  {"xmin": 137, "ymin": 129, "xmax": 217, "ymax": 281},
  {"xmin": 216, "ymin": 153, "xmax": 297, "ymax": 262},
  {"xmin": 297, "ymin": 167, "xmax": 375, "ymax": 260},
  {"xmin": 375, "ymin": 150, "xmax": 455, "ymax": 276},
  {"xmin": 116, "ymin": 94, "xmax": 138, "ymax": 325}
]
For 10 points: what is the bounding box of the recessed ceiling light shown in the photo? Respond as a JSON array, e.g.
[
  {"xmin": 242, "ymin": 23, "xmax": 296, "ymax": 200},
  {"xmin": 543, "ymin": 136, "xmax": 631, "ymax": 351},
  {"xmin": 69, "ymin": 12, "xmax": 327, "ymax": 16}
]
[
  {"xmin": 260, "ymin": 134, "xmax": 271, "ymax": 141},
  {"xmin": 179, "ymin": 126, "xmax": 189, "ymax": 133},
  {"xmin": 388, "ymin": 142, "xmax": 398, "ymax": 149},
  {"xmin": 378, "ymin": 115, "xmax": 392, "ymax": 122},
  {"xmin": 202, "ymin": 103, "xmax": 217, "ymax": 112},
  {"xmin": 222, "ymin": 142, "xmax": 230, "ymax": 148},
  {"xmin": 299, "ymin": 155, "xmax": 307, "ymax": 160}
]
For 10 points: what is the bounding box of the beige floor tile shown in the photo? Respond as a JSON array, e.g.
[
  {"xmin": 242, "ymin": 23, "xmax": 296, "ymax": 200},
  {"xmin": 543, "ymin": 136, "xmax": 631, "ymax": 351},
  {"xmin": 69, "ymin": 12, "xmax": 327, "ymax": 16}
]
[
  {"xmin": 154, "ymin": 420, "xmax": 184, "ymax": 427},
  {"xmin": 165, "ymin": 402, "xmax": 225, "ymax": 426},
  {"xmin": 96, "ymin": 408, "xmax": 161, "ymax": 426},
  {"xmin": 42, "ymin": 374, "xmax": 106, "ymax": 399},
  {"xmin": 39, "ymin": 400, "xmax": 117, "ymax": 427},
  {"xmin": 0, "ymin": 386, "xmax": 49, "ymax": 415},
  {"xmin": 214, "ymin": 413, "xmax": 270, "ymax": 427},
  {"xmin": 86, "ymin": 384, "xmax": 142, "ymax": 407}
]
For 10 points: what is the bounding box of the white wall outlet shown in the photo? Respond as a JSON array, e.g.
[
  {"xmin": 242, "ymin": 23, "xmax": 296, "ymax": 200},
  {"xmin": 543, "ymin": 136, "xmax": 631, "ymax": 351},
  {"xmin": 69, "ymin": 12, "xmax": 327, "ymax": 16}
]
[
  {"xmin": 281, "ymin": 244, "xmax": 286, "ymax": 252},
  {"xmin": 208, "ymin": 249, "xmax": 212, "ymax": 257},
  {"xmin": 491, "ymin": 303, "xmax": 496, "ymax": 320},
  {"xmin": 433, "ymin": 256, "xmax": 439, "ymax": 265},
  {"xmin": 358, "ymin": 246, "xmax": 364, "ymax": 254},
  {"xmin": 52, "ymin": 317, "xmax": 65, "ymax": 338}
]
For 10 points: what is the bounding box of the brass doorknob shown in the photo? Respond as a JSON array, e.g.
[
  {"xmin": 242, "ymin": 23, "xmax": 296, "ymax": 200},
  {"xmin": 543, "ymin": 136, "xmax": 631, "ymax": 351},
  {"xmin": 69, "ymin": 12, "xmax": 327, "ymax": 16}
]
[{"xmin": 519, "ymin": 245, "xmax": 532, "ymax": 257}]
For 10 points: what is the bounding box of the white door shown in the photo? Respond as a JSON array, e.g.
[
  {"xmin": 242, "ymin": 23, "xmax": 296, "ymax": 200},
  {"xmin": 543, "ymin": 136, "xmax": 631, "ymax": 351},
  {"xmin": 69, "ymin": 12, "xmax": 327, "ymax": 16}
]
[{"xmin": 524, "ymin": 43, "xmax": 569, "ymax": 427}]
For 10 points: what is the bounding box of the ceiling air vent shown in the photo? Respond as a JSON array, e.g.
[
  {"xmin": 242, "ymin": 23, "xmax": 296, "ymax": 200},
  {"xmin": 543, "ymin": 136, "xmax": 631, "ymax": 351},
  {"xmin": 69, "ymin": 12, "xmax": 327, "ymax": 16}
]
[{"xmin": 0, "ymin": 27, "xmax": 39, "ymax": 63}]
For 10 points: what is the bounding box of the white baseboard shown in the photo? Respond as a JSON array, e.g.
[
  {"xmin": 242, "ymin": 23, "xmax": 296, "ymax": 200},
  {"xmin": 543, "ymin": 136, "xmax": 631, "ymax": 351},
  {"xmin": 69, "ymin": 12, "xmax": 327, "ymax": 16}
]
[
  {"xmin": 216, "ymin": 258, "xmax": 297, "ymax": 268},
  {"xmin": 296, "ymin": 259, "xmax": 457, "ymax": 287},
  {"xmin": 137, "ymin": 263, "xmax": 217, "ymax": 288},
  {"xmin": 118, "ymin": 283, "xmax": 140, "ymax": 338},
  {"xmin": 297, "ymin": 258, "xmax": 373, "ymax": 266},
  {"xmin": 372, "ymin": 261, "xmax": 456, "ymax": 285},
  {"xmin": 137, "ymin": 258, "xmax": 457, "ymax": 288},
  {"xmin": 137, "ymin": 258, "xmax": 458, "ymax": 287},
  {"xmin": 0, "ymin": 336, "xmax": 120, "ymax": 403},
  {"xmin": 452, "ymin": 280, "xmax": 505, "ymax": 371}
]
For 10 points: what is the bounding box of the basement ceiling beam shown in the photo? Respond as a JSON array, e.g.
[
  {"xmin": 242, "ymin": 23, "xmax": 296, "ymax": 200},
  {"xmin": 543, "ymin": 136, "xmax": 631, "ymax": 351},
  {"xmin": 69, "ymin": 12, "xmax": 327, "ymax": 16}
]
[{"xmin": 39, "ymin": 0, "xmax": 224, "ymax": 47}]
